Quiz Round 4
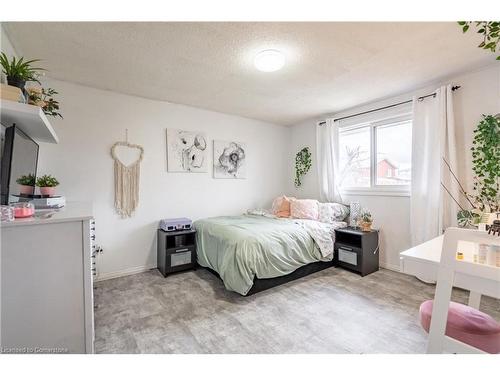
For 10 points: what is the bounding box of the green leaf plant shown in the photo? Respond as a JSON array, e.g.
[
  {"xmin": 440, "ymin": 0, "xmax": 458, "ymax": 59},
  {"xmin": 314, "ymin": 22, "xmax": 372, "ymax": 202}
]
[
  {"xmin": 36, "ymin": 174, "xmax": 60, "ymax": 188},
  {"xmin": 443, "ymin": 115, "xmax": 499, "ymax": 227},
  {"xmin": 27, "ymin": 86, "xmax": 63, "ymax": 118},
  {"xmin": 470, "ymin": 115, "xmax": 500, "ymax": 212},
  {"xmin": 0, "ymin": 52, "xmax": 45, "ymax": 83},
  {"xmin": 16, "ymin": 174, "xmax": 36, "ymax": 186},
  {"xmin": 294, "ymin": 147, "xmax": 312, "ymax": 188},
  {"xmin": 458, "ymin": 21, "xmax": 500, "ymax": 60}
]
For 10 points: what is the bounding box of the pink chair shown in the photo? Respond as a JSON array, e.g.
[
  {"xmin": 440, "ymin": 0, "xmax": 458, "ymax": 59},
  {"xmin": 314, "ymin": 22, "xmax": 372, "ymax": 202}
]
[
  {"xmin": 420, "ymin": 300, "xmax": 500, "ymax": 354},
  {"xmin": 421, "ymin": 228, "xmax": 500, "ymax": 353}
]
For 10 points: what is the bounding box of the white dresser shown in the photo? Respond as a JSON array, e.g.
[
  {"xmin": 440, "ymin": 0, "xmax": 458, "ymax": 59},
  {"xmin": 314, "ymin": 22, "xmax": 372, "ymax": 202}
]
[{"xmin": 1, "ymin": 202, "xmax": 95, "ymax": 353}]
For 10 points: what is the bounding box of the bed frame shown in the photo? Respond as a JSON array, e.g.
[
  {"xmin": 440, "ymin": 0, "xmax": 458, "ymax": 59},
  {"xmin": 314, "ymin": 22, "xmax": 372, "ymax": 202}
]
[{"xmin": 202, "ymin": 260, "xmax": 336, "ymax": 296}]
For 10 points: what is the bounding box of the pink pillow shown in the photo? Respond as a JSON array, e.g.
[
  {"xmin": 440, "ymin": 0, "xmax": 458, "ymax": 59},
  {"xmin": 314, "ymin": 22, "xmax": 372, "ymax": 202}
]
[
  {"xmin": 290, "ymin": 199, "xmax": 319, "ymax": 220},
  {"xmin": 272, "ymin": 196, "xmax": 294, "ymax": 218}
]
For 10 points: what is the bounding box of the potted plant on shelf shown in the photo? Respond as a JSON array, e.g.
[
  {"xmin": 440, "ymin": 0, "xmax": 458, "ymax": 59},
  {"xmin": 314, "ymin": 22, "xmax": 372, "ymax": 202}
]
[
  {"xmin": 26, "ymin": 86, "xmax": 63, "ymax": 118},
  {"xmin": 358, "ymin": 210, "xmax": 373, "ymax": 232},
  {"xmin": 36, "ymin": 174, "xmax": 59, "ymax": 197},
  {"xmin": 0, "ymin": 53, "xmax": 45, "ymax": 92},
  {"xmin": 16, "ymin": 174, "xmax": 36, "ymax": 195}
]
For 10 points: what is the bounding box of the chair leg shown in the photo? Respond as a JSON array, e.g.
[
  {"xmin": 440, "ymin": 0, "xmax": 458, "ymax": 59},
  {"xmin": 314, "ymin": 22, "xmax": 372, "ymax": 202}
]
[
  {"xmin": 426, "ymin": 273, "xmax": 454, "ymax": 353},
  {"xmin": 468, "ymin": 291, "xmax": 481, "ymax": 310}
]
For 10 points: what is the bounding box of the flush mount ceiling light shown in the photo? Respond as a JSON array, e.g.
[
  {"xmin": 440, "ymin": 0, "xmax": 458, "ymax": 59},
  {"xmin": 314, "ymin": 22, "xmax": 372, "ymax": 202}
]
[{"xmin": 253, "ymin": 49, "xmax": 285, "ymax": 72}]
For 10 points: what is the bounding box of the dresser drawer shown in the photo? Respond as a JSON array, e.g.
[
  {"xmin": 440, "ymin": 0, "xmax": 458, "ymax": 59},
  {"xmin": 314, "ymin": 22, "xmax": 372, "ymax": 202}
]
[
  {"xmin": 334, "ymin": 243, "xmax": 363, "ymax": 271},
  {"xmin": 338, "ymin": 247, "xmax": 358, "ymax": 266},
  {"xmin": 167, "ymin": 246, "xmax": 194, "ymax": 267}
]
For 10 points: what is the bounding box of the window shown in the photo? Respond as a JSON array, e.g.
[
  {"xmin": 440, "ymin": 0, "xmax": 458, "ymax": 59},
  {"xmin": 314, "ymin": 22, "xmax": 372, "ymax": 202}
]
[
  {"xmin": 338, "ymin": 114, "xmax": 412, "ymax": 194},
  {"xmin": 338, "ymin": 125, "xmax": 371, "ymax": 188},
  {"xmin": 375, "ymin": 120, "xmax": 412, "ymax": 186}
]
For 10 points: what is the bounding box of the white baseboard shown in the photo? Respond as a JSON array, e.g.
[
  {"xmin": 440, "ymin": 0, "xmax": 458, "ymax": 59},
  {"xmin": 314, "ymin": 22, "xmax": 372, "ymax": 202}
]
[
  {"xmin": 96, "ymin": 264, "xmax": 157, "ymax": 282},
  {"xmin": 96, "ymin": 261, "xmax": 401, "ymax": 282},
  {"xmin": 379, "ymin": 261, "xmax": 401, "ymax": 272}
]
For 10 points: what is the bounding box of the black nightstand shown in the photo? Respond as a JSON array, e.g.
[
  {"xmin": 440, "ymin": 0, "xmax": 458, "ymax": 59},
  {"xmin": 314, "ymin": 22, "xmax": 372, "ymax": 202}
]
[
  {"xmin": 334, "ymin": 227, "xmax": 379, "ymax": 276},
  {"xmin": 157, "ymin": 229, "xmax": 197, "ymax": 277}
]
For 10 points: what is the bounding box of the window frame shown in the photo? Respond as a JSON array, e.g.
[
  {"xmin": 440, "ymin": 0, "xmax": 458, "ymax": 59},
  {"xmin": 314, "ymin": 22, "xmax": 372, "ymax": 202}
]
[{"xmin": 338, "ymin": 113, "xmax": 412, "ymax": 197}]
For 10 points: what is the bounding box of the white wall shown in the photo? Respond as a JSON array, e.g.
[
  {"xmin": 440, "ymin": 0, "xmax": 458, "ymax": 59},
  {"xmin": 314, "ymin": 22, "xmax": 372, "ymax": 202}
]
[
  {"xmin": 36, "ymin": 79, "xmax": 289, "ymax": 279},
  {"xmin": 0, "ymin": 25, "xmax": 18, "ymax": 68},
  {"xmin": 287, "ymin": 64, "xmax": 500, "ymax": 271},
  {"xmin": 452, "ymin": 65, "xmax": 500, "ymax": 193}
]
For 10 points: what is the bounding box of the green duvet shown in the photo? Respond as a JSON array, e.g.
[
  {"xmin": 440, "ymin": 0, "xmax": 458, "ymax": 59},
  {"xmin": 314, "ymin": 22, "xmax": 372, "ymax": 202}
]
[{"xmin": 194, "ymin": 215, "xmax": 327, "ymax": 295}]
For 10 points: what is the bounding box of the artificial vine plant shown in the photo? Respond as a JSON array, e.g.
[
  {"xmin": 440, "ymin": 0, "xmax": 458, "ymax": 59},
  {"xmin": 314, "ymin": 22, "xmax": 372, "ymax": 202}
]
[
  {"xmin": 458, "ymin": 21, "xmax": 500, "ymax": 60},
  {"xmin": 448, "ymin": 115, "xmax": 499, "ymax": 227},
  {"xmin": 295, "ymin": 147, "xmax": 312, "ymax": 188},
  {"xmin": 470, "ymin": 114, "xmax": 500, "ymax": 212}
]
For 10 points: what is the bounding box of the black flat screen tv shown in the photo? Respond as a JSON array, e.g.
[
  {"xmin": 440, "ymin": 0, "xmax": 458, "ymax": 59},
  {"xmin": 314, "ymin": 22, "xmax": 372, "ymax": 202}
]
[{"xmin": 1, "ymin": 125, "xmax": 39, "ymax": 205}]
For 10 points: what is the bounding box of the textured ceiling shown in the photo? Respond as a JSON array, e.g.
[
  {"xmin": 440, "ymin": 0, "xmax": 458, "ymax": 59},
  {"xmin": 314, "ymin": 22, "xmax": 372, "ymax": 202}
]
[{"xmin": 3, "ymin": 22, "xmax": 496, "ymax": 126}]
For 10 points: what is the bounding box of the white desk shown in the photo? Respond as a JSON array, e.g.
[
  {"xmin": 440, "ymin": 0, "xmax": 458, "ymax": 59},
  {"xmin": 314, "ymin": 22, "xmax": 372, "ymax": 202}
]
[
  {"xmin": 400, "ymin": 236, "xmax": 443, "ymax": 283},
  {"xmin": 400, "ymin": 235, "xmax": 500, "ymax": 308}
]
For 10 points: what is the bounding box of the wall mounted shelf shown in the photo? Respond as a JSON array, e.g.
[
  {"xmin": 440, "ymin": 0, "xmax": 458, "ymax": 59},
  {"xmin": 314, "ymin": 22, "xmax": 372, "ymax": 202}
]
[{"xmin": 0, "ymin": 99, "xmax": 59, "ymax": 143}]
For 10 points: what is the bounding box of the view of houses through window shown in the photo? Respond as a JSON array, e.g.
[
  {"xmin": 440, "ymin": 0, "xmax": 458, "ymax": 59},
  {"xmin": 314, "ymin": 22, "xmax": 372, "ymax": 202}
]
[
  {"xmin": 375, "ymin": 120, "xmax": 412, "ymax": 185},
  {"xmin": 338, "ymin": 117, "xmax": 412, "ymax": 190}
]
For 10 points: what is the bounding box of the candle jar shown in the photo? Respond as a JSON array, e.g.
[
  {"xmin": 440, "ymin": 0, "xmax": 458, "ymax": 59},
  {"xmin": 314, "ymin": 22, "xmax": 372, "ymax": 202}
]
[
  {"xmin": 10, "ymin": 202, "xmax": 35, "ymax": 218},
  {"xmin": 485, "ymin": 245, "xmax": 500, "ymax": 267},
  {"xmin": 477, "ymin": 244, "xmax": 488, "ymax": 265}
]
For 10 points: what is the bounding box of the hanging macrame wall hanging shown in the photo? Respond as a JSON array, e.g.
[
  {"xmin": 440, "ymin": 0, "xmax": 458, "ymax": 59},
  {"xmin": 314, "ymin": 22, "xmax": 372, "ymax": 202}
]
[{"xmin": 111, "ymin": 130, "xmax": 144, "ymax": 218}]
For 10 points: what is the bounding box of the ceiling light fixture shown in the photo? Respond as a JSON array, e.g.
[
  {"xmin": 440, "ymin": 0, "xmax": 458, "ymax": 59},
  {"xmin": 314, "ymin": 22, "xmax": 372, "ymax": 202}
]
[{"xmin": 254, "ymin": 49, "xmax": 285, "ymax": 72}]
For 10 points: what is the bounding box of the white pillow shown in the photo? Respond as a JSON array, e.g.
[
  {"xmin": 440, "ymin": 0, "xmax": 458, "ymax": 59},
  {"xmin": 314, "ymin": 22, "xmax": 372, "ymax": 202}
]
[{"xmin": 318, "ymin": 202, "xmax": 349, "ymax": 224}]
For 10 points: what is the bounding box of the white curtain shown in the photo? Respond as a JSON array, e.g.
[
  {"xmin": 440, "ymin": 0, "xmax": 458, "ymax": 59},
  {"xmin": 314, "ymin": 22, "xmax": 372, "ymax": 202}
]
[
  {"xmin": 316, "ymin": 118, "xmax": 342, "ymax": 203},
  {"xmin": 410, "ymin": 85, "xmax": 459, "ymax": 246}
]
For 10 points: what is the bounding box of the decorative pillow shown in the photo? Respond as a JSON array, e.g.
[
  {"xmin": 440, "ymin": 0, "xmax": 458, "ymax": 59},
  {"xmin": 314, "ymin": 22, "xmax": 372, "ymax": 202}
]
[
  {"xmin": 290, "ymin": 199, "xmax": 319, "ymax": 220},
  {"xmin": 318, "ymin": 202, "xmax": 350, "ymax": 224},
  {"xmin": 272, "ymin": 196, "xmax": 294, "ymax": 218}
]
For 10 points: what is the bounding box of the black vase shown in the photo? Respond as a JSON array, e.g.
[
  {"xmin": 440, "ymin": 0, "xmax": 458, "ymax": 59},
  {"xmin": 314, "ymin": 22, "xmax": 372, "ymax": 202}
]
[{"xmin": 6, "ymin": 77, "xmax": 26, "ymax": 91}]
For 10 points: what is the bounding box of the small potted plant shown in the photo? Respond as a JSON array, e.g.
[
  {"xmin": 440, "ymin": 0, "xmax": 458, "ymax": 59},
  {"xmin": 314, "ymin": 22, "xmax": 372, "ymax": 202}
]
[
  {"xmin": 36, "ymin": 174, "xmax": 59, "ymax": 197},
  {"xmin": 0, "ymin": 52, "xmax": 44, "ymax": 92},
  {"xmin": 358, "ymin": 210, "xmax": 373, "ymax": 232},
  {"xmin": 26, "ymin": 86, "xmax": 63, "ymax": 118},
  {"xmin": 16, "ymin": 174, "xmax": 36, "ymax": 195}
]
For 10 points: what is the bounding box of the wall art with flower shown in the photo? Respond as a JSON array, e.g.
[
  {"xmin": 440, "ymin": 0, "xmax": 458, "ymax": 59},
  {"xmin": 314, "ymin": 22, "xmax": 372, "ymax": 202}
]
[
  {"xmin": 213, "ymin": 140, "xmax": 246, "ymax": 179},
  {"xmin": 167, "ymin": 129, "xmax": 208, "ymax": 172}
]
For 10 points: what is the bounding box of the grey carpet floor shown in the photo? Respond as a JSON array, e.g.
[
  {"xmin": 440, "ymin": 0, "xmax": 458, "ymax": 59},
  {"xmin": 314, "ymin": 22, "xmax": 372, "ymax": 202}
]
[{"xmin": 94, "ymin": 267, "xmax": 499, "ymax": 354}]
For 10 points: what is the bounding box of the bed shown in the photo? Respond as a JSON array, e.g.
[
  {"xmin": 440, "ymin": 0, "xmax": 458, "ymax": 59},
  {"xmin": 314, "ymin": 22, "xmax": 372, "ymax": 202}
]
[{"xmin": 194, "ymin": 214, "xmax": 346, "ymax": 295}]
